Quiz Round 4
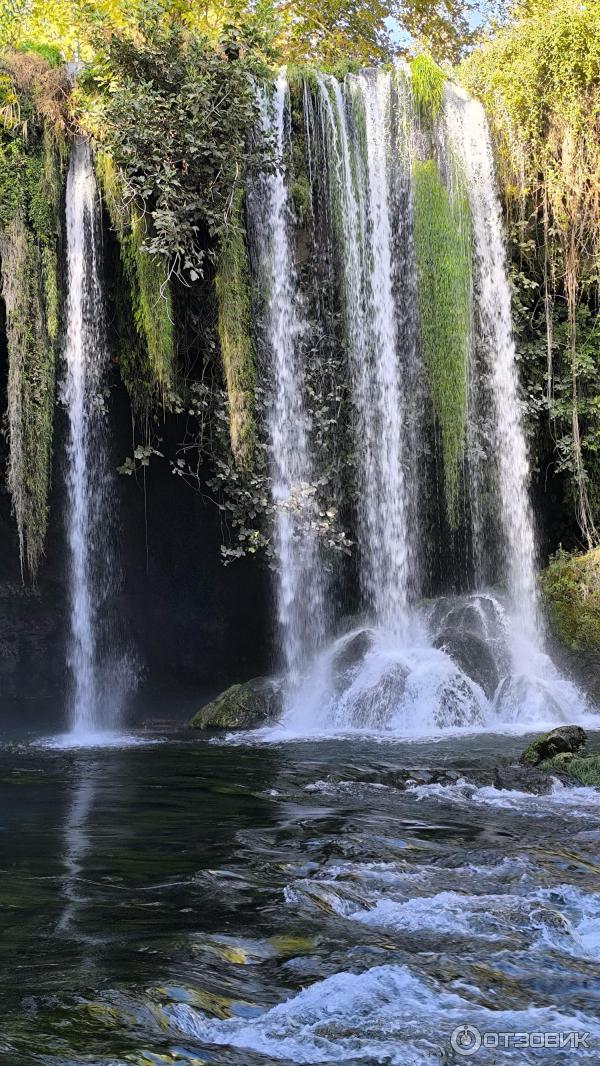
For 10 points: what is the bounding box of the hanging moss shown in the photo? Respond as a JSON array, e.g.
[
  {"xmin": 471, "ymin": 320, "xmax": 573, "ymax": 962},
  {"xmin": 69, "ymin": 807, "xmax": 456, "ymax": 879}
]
[
  {"xmin": 215, "ymin": 189, "xmax": 255, "ymax": 468},
  {"xmin": 95, "ymin": 149, "xmax": 175, "ymax": 412},
  {"xmin": 412, "ymin": 157, "xmax": 472, "ymax": 526},
  {"xmin": 0, "ymin": 116, "xmax": 63, "ymax": 579},
  {"xmin": 0, "ymin": 221, "xmax": 55, "ymax": 578},
  {"xmin": 410, "ymin": 54, "xmax": 444, "ymax": 123}
]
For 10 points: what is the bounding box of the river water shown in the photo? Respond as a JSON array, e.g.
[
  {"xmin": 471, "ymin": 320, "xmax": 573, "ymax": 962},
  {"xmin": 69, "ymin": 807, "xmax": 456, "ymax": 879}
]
[{"xmin": 2, "ymin": 728, "xmax": 600, "ymax": 1064}]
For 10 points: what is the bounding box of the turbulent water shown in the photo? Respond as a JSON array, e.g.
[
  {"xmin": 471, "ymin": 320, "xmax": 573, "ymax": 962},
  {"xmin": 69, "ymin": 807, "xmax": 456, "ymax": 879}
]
[
  {"xmin": 246, "ymin": 68, "xmax": 590, "ymax": 733},
  {"xmin": 2, "ymin": 729, "xmax": 600, "ymax": 1064},
  {"xmin": 62, "ymin": 139, "xmax": 126, "ymax": 740}
]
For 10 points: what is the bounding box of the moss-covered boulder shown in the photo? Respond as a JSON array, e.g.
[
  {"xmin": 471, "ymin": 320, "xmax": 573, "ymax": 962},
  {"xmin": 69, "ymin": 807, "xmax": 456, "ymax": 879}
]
[
  {"xmin": 540, "ymin": 548, "xmax": 600, "ymax": 650},
  {"xmin": 190, "ymin": 677, "xmax": 283, "ymax": 730},
  {"xmin": 540, "ymin": 550, "xmax": 600, "ymax": 691},
  {"xmin": 519, "ymin": 725, "xmax": 587, "ymax": 766}
]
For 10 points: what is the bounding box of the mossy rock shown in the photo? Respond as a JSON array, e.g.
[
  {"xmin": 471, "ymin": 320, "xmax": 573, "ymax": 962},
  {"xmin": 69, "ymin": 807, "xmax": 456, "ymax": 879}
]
[
  {"xmin": 540, "ymin": 548, "xmax": 600, "ymax": 653},
  {"xmin": 190, "ymin": 677, "xmax": 283, "ymax": 730},
  {"xmin": 519, "ymin": 725, "xmax": 587, "ymax": 766}
]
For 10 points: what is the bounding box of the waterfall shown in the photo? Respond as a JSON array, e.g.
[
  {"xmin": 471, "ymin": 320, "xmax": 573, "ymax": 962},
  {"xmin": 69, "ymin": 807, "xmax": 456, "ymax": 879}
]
[
  {"xmin": 315, "ymin": 72, "xmax": 411, "ymax": 629},
  {"xmin": 248, "ymin": 68, "xmax": 587, "ymax": 736},
  {"xmin": 63, "ymin": 139, "xmax": 122, "ymax": 738},
  {"xmin": 444, "ymin": 86, "xmax": 539, "ymax": 642},
  {"xmin": 249, "ymin": 75, "xmax": 326, "ymax": 696}
]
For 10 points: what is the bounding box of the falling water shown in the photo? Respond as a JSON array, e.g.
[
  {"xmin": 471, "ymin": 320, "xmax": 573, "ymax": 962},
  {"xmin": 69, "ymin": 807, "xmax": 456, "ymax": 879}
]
[
  {"xmin": 445, "ymin": 85, "xmax": 539, "ymax": 641},
  {"xmin": 248, "ymin": 68, "xmax": 587, "ymax": 735},
  {"xmin": 63, "ymin": 139, "xmax": 118, "ymax": 737},
  {"xmin": 315, "ymin": 71, "xmax": 412, "ymax": 629},
  {"xmin": 250, "ymin": 76, "xmax": 326, "ymax": 693}
]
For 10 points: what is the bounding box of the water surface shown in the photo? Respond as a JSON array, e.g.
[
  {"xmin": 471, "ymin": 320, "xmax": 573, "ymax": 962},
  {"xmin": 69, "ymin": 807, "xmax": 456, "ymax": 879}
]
[{"xmin": 2, "ymin": 730, "xmax": 600, "ymax": 1064}]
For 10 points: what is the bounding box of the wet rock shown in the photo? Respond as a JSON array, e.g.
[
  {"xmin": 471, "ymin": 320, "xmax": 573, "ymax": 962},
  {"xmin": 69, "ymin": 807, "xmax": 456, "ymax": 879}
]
[
  {"xmin": 331, "ymin": 629, "xmax": 374, "ymax": 674},
  {"xmin": 433, "ymin": 629, "xmax": 500, "ymax": 697},
  {"xmin": 519, "ymin": 725, "xmax": 587, "ymax": 766},
  {"xmin": 493, "ymin": 763, "xmax": 555, "ymax": 794},
  {"xmin": 433, "ymin": 672, "xmax": 486, "ymax": 728},
  {"xmin": 190, "ymin": 677, "xmax": 283, "ymax": 730},
  {"xmin": 341, "ymin": 663, "xmax": 408, "ymax": 729},
  {"xmin": 494, "ymin": 675, "xmax": 566, "ymax": 724},
  {"xmin": 330, "ymin": 629, "xmax": 375, "ymax": 693}
]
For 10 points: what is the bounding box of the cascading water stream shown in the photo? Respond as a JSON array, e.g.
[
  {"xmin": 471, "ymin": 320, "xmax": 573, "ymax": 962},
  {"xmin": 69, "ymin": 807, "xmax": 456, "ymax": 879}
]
[
  {"xmin": 444, "ymin": 86, "xmax": 539, "ymax": 645},
  {"xmin": 250, "ymin": 76, "xmax": 326, "ymax": 700},
  {"xmin": 317, "ymin": 72, "xmax": 411, "ymax": 630},
  {"xmin": 247, "ymin": 68, "xmax": 588, "ymax": 736},
  {"xmin": 63, "ymin": 139, "xmax": 121, "ymax": 739}
]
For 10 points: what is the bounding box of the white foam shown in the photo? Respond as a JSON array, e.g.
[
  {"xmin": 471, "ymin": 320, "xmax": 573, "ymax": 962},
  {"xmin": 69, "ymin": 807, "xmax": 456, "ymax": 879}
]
[
  {"xmin": 36, "ymin": 730, "xmax": 155, "ymax": 750},
  {"xmin": 407, "ymin": 777, "xmax": 600, "ymax": 816},
  {"xmin": 168, "ymin": 962, "xmax": 600, "ymax": 1063}
]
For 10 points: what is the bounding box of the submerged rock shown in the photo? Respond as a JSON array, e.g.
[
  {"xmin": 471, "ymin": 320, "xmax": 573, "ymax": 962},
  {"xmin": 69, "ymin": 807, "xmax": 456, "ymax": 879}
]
[
  {"xmin": 493, "ymin": 764, "xmax": 555, "ymax": 794},
  {"xmin": 340, "ymin": 662, "xmax": 408, "ymax": 729},
  {"xmin": 494, "ymin": 675, "xmax": 567, "ymax": 724},
  {"xmin": 519, "ymin": 725, "xmax": 587, "ymax": 766},
  {"xmin": 433, "ymin": 629, "xmax": 499, "ymax": 698},
  {"xmin": 190, "ymin": 677, "xmax": 283, "ymax": 730},
  {"xmin": 432, "ymin": 672, "xmax": 486, "ymax": 728}
]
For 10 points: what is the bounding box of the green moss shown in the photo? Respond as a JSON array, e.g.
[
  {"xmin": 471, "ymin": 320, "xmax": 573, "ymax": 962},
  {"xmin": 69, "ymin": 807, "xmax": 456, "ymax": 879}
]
[
  {"xmin": 412, "ymin": 157, "xmax": 472, "ymax": 525},
  {"xmin": 520, "ymin": 725, "xmax": 586, "ymax": 766},
  {"xmin": 0, "ymin": 121, "xmax": 63, "ymax": 579},
  {"xmin": 190, "ymin": 677, "xmax": 282, "ymax": 729},
  {"xmin": 17, "ymin": 42, "xmax": 63, "ymax": 67},
  {"xmin": 215, "ymin": 189, "xmax": 256, "ymax": 468},
  {"xmin": 410, "ymin": 54, "xmax": 445, "ymax": 123},
  {"xmin": 128, "ymin": 212, "xmax": 175, "ymax": 391},
  {"xmin": 291, "ymin": 174, "xmax": 312, "ymax": 228},
  {"xmin": 539, "ymin": 548, "xmax": 600, "ymax": 652},
  {"xmin": 0, "ymin": 139, "xmax": 26, "ymax": 225},
  {"xmin": 95, "ymin": 150, "xmax": 175, "ymax": 410},
  {"xmin": 286, "ymin": 64, "xmax": 320, "ymax": 97},
  {"xmin": 0, "ymin": 221, "xmax": 55, "ymax": 579}
]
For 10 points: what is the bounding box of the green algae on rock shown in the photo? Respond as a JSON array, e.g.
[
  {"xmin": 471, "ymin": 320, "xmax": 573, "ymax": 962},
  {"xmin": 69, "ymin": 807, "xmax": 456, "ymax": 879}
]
[
  {"xmin": 519, "ymin": 725, "xmax": 586, "ymax": 767},
  {"xmin": 190, "ymin": 677, "xmax": 283, "ymax": 730},
  {"xmin": 540, "ymin": 548, "xmax": 600, "ymax": 654}
]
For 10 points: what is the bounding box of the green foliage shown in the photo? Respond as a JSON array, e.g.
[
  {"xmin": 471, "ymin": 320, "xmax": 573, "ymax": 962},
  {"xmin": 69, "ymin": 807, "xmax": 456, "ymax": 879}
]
[
  {"xmin": 410, "ymin": 53, "xmax": 444, "ymax": 122},
  {"xmin": 542, "ymin": 752, "xmax": 600, "ymax": 787},
  {"xmin": 79, "ymin": 22, "xmax": 270, "ymax": 284},
  {"xmin": 18, "ymin": 41, "xmax": 62, "ymax": 66},
  {"xmin": 539, "ymin": 547, "xmax": 600, "ymax": 653},
  {"xmin": 462, "ymin": 0, "xmax": 600, "ymax": 545},
  {"xmin": 0, "ymin": 220, "xmax": 57, "ymax": 580},
  {"xmin": 412, "ymin": 156, "xmax": 471, "ymax": 525},
  {"xmin": 95, "ymin": 149, "xmax": 175, "ymax": 411},
  {"xmin": 0, "ymin": 54, "xmax": 64, "ymax": 578},
  {"xmin": 215, "ymin": 190, "xmax": 256, "ymax": 469}
]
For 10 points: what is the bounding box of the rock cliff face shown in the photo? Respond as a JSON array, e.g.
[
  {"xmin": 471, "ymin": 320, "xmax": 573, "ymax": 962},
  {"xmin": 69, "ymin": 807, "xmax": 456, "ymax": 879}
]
[{"xmin": 0, "ymin": 373, "xmax": 273, "ymax": 723}]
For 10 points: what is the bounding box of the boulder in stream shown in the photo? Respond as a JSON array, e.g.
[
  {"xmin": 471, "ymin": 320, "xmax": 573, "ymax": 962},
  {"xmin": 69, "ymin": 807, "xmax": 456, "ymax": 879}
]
[
  {"xmin": 190, "ymin": 677, "xmax": 283, "ymax": 730},
  {"xmin": 519, "ymin": 725, "xmax": 587, "ymax": 766}
]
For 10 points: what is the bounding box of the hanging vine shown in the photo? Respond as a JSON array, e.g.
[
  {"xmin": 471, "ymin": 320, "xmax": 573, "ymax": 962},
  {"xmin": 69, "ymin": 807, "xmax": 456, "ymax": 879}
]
[
  {"xmin": 462, "ymin": 0, "xmax": 600, "ymax": 547},
  {"xmin": 0, "ymin": 52, "xmax": 66, "ymax": 578}
]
